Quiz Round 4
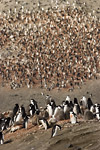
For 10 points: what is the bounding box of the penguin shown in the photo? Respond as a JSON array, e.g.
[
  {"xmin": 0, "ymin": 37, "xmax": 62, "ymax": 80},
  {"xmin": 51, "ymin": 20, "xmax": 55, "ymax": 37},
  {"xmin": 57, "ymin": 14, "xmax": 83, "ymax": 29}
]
[
  {"xmin": 63, "ymin": 101, "xmax": 70, "ymax": 114},
  {"xmin": 4, "ymin": 117, "xmax": 11, "ymax": 129},
  {"xmin": 0, "ymin": 118, "xmax": 5, "ymax": 131},
  {"xmin": 73, "ymin": 104, "xmax": 81, "ymax": 115},
  {"xmin": 90, "ymin": 105, "xmax": 95, "ymax": 113},
  {"xmin": 69, "ymin": 100, "xmax": 74, "ymax": 109},
  {"xmin": 30, "ymin": 99, "xmax": 39, "ymax": 115},
  {"xmin": 47, "ymin": 103, "xmax": 53, "ymax": 118},
  {"xmin": 70, "ymin": 111, "xmax": 77, "ymax": 124},
  {"xmin": 66, "ymin": 95, "xmax": 71, "ymax": 103},
  {"xmin": 12, "ymin": 104, "xmax": 19, "ymax": 122},
  {"xmin": 80, "ymin": 96, "xmax": 87, "ymax": 109},
  {"xmin": 39, "ymin": 118, "xmax": 49, "ymax": 130},
  {"xmin": 21, "ymin": 105, "xmax": 26, "ymax": 118},
  {"xmin": 95, "ymin": 105, "xmax": 100, "ymax": 120},
  {"xmin": 50, "ymin": 99, "xmax": 56, "ymax": 110},
  {"xmin": 29, "ymin": 104, "xmax": 35, "ymax": 117},
  {"xmin": 53, "ymin": 105, "xmax": 62, "ymax": 117},
  {"xmin": 74, "ymin": 98, "xmax": 78, "ymax": 104},
  {"xmin": 15, "ymin": 107, "xmax": 22, "ymax": 122},
  {"xmin": 87, "ymin": 98, "xmax": 93, "ymax": 110},
  {"xmin": 0, "ymin": 132, "xmax": 4, "ymax": 144},
  {"xmin": 51, "ymin": 124, "xmax": 61, "ymax": 138},
  {"xmin": 23, "ymin": 115, "xmax": 29, "ymax": 129}
]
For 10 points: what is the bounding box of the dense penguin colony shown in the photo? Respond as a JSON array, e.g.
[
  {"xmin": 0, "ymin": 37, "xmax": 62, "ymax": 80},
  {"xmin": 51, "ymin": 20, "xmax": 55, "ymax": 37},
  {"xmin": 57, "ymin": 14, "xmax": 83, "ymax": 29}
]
[
  {"xmin": 0, "ymin": 1, "xmax": 99, "ymax": 90},
  {"xmin": 0, "ymin": 95, "xmax": 100, "ymax": 143}
]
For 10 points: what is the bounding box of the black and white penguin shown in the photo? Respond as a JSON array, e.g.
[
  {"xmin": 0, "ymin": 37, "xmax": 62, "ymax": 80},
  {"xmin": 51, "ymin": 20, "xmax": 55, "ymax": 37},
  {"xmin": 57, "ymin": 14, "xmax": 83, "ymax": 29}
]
[
  {"xmin": 12, "ymin": 104, "xmax": 19, "ymax": 122},
  {"xmin": 51, "ymin": 124, "xmax": 61, "ymax": 138},
  {"xmin": 80, "ymin": 96, "xmax": 87, "ymax": 109},
  {"xmin": 74, "ymin": 98, "xmax": 78, "ymax": 104},
  {"xmin": 73, "ymin": 104, "xmax": 81, "ymax": 115},
  {"xmin": 4, "ymin": 117, "xmax": 11, "ymax": 129},
  {"xmin": 23, "ymin": 115, "xmax": 29, "ymax": 129},
  {"xmin": 30, "ymin": 99, "xmax": 39, "ymax": 115},
  {"xmin": 29, "ymin": 104, "xmax": 35, "ymax": 117},
  {"xmin": 66, "ymin": 95, "xmax": 71, "ymax": 103},
  {"xmin": 70, "ymin": 111, "xmax": 77, "ymax": 124},
  {"xmin": 95, "ymin": 104, "xmax": 100, "ymax": 120},
  {"xmin": 50, "ymin": 99, "xmax": 56, "ymax": 110},
  {"xmin": 39, "ymin": 118, "xmax": 49, "ymax": 130},
  {"xmin": 47, "ymin": 103, "xmax": 54, "ymax": 118},
  {"xmin": 0, "ymin": 118, "xmax": 5, "ymax": 131},
  {"xmin": 69, "ymin": 100, "xmax": 74, "ymax": 109},
  {"xmin": 0, "ymin": 132, "xmax": 4, "ymax": 144},
  {"xmin": 63, "ymin": 101, "xmax": 71, "ymax": 114},
  {"xmin": 21, "ymin": 105, "xmax": 26, "ymax": 118},
  {"xmin": 87, "ymin": 98, "xmax": 93, "ymax": 110},
  {"xmin": 15, "ymin": 107, "xmax": 22, "ymax": 122}
]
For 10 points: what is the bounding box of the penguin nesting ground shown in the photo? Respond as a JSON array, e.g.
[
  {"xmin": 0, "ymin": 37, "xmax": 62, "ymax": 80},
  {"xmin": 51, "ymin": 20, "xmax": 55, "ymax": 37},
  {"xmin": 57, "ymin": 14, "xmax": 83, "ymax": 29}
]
[
  {"xmin": 0, "ymin": 131, "xmax": 4, "ymax": 144},
  {"xmin": 51, "ymin": 124, "xmax": 61, "ymax": 138},
  {"xmin": 70, "ymin": 111, "xmax": 77, "ymax": 124}
]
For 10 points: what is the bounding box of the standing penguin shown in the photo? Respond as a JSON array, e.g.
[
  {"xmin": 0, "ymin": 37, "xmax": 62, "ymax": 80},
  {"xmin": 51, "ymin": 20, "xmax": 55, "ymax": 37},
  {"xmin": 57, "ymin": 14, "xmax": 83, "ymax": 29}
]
[
  {"xmin": 66, "ymin": 95, "xmax": 71, "ymax": 103},
  {"xmin": 23, "ymin": 115, "xmax": 29, "ymax": 129},
  {"xmin": 12, "ymin": 104, "xmax": 19, "ymax": 122},
  {"xmin": 21, "ymin": 105, "xmax": 26, "ymax": 119},
  {"xmin": 51, "ymin": 124, "xmax": 61, "ymax": 138},
  {"xmin": 73, "ymin": 104, "xmax": 81, "ymax": 115},
  {"xmin": 70, "ymin": 111, "xmax": 77, "ymax": 124},
  {"xmin": 15, "ymin": 107, "xmax": 22, "ymax": 122},
  {"xmin": 0, "ymin": 132, "xmax": 4, "ymax": 144},
  {"xmin": 50, "ymin": 99, "xmax": 56, "ymax": 110},
  {"xmin": 95, "ymin": 105, "xmax": 100, "ymax": 120},
  {"xmin": 87, "ymin": 98, "xmax": 93, "ymax": 110},
  {"xmin": 30, "ymin": 99, "xmax": 39, "ymax": 115},
  {"xmin": 47, "ymin": 103, "xmax": 53, "ymax": 118},
  {"xmin": 29, "ymin": 104, "xmax": 35, "ymax": 117},
  {"xmin": 80, "ymin": 96, "xmax": 87, "ymax": 109}
]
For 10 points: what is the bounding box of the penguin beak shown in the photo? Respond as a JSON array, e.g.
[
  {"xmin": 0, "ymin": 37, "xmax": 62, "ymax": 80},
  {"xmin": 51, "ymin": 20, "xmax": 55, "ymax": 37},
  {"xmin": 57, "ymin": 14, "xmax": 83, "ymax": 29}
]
[{"xmin": 70, "ymin": 114, "xmax": 73, "ymax": 118}]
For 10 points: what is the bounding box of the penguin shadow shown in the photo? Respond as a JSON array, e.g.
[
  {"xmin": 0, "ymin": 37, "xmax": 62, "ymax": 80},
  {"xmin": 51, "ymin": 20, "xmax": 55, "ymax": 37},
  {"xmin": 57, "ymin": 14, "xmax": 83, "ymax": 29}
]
[{"xmin": 4, "ymin": 139, "xmax": 12, "ymax": 144}]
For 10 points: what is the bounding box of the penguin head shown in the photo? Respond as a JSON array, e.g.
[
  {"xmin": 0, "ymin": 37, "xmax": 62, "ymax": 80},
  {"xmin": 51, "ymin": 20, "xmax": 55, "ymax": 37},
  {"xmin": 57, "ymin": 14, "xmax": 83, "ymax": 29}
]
[
  {"xmin": 66, "ymin": 95, "xmax": 70, "ymax": 102},
  {"xmin": 74, "ymin": 98, "xmax": 78, "ymax": 104},
  {"xmin": 30, "ymin": 99, "xmax": 37, "ymax": 105}
]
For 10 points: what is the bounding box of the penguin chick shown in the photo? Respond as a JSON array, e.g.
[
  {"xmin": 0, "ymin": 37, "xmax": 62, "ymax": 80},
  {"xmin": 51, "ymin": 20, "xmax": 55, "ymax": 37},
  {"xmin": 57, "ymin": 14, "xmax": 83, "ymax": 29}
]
[{"xmin": 51, "ymin": 124, "xmax": 61, "ymax": 138}]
